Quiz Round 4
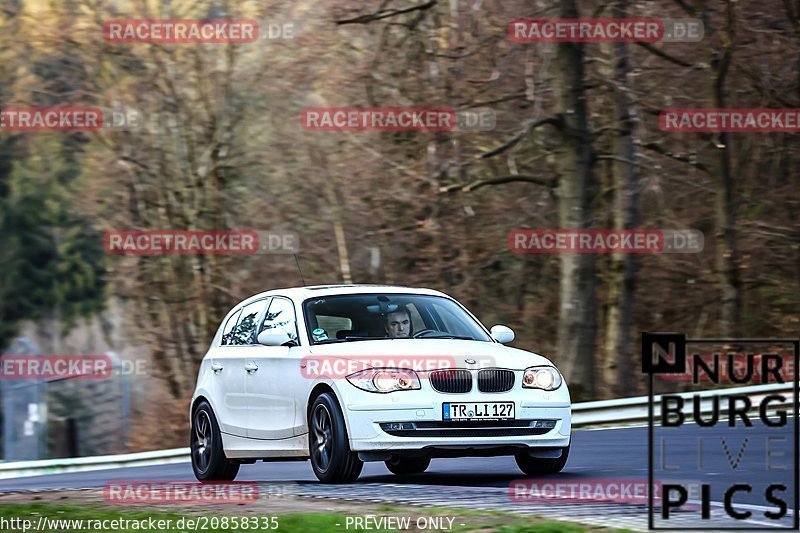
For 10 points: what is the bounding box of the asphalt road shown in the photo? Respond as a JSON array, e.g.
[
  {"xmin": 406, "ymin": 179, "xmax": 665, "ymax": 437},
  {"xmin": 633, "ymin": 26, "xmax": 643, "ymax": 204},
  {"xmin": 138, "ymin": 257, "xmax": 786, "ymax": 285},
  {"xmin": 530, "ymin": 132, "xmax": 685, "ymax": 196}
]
[{"xmin": 0, "ymin": 421, "xmax": 795, "ymax": 529}]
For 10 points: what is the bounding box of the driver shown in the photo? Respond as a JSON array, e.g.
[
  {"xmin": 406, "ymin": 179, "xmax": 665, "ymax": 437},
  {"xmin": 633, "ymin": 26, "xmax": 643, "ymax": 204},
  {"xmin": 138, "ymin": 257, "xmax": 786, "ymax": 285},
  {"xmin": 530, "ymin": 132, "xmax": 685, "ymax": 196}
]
[{"xmin": 384, "ymin": 306, "xmax": 412, "ymax": 338}]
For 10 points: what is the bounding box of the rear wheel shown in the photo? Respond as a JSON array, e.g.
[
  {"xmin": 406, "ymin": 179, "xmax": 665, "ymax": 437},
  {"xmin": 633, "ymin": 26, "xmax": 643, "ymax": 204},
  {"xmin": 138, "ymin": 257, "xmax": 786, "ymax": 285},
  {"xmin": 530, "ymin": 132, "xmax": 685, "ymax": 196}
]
[
  {"xmin": 384, "ymin": 457, "xmax": 431, "ymax": 475},
  {"xmin": 309, "ymin": 393, "xmax": 363, "ymax": 483},
  {"xmin": 190, "ymin": 401, "xmax": 240, "ymax": 481},
  {"xmin": 514, "ymin": 445, "xmax": 570, "ymax": 476}
]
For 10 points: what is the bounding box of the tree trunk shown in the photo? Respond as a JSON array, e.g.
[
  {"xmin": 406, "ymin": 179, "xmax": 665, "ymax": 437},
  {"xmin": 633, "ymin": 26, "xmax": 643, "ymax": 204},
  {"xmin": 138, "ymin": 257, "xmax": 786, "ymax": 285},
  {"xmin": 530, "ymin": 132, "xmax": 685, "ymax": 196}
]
[
  {"xmin": 710, "ymin": 1, "xmax": 741, "ymax": 337},
  {"xmin": 552, "ymin": 0, "xmax": 597, "ymax": 400},
  {"xmin": 603, "ymin": 0, "xmax": 639, "ymax": 398}
]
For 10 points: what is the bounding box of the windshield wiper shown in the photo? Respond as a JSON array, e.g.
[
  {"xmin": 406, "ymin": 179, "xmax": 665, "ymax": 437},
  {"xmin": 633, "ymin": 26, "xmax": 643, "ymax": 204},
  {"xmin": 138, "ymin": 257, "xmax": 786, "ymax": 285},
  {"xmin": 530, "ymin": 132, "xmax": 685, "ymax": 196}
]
[
  {"xmin": 315, "ymin": 335, "xmax": 477, "ymax": 344},
  {"xmin": 314, "ymin": 336, "xmax": 377, "ymax": 345},
  {"xmin": 418, "ymin": 335, "xmax": 476, "ymax": 340}
]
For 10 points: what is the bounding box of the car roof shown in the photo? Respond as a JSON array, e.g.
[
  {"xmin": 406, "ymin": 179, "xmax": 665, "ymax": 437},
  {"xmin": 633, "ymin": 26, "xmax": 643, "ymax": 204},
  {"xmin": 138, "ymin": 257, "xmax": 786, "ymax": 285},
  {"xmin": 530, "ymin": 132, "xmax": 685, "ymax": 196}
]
[{"xmin": 236, "ymin": 284, "xmax": 450, "ymax": 308}]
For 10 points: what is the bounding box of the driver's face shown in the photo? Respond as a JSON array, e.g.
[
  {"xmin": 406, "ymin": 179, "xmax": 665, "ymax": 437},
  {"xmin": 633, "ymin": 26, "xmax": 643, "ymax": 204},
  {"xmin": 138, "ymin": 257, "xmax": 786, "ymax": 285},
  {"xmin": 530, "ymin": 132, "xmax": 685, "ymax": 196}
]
[{"xmin": 385, "ymin": 311, "xmax": 411, "ymax": 338}]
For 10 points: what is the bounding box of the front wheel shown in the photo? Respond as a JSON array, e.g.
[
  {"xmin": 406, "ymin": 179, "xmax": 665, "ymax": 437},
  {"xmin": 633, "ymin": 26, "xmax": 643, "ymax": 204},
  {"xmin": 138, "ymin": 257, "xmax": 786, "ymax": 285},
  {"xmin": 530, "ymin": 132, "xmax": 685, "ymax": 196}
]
[
  {"xmin": 190, "ymin": 401, "xmax": 240, "ymax": 481},
  {"xmin": 515, "ymin": 445, "xmax": 570, "ymax": 476},
  {"xmin": 309, "ymin": 393, "xmax": 363, "ymax": 483},
  {"xmin": 385, "ymin": 457, "xmax": 431, "ymax": 475}
]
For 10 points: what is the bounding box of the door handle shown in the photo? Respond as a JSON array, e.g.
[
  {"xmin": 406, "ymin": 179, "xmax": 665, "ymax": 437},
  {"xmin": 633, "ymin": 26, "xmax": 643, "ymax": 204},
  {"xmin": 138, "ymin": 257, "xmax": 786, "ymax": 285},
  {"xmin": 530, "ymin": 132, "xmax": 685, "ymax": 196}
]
[
  {"xmin": 244, "ymin": 362, "xmax": 259, "ymax": 374},
  {"xmin": 211, "ymin": 363, "xmax": 223, "ymax": 374}
]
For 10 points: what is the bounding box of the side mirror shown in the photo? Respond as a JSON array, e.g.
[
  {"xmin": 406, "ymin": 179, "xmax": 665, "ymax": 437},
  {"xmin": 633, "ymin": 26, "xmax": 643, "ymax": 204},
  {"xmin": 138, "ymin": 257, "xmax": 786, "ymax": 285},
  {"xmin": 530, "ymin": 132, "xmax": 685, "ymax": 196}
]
[
  {"xmin": 490, "ymin": 325, "xmax": 515, "ymax": 344},
  {"xmin": 257, "ymin": 328, "xmax": 296, "ymax": 347}
]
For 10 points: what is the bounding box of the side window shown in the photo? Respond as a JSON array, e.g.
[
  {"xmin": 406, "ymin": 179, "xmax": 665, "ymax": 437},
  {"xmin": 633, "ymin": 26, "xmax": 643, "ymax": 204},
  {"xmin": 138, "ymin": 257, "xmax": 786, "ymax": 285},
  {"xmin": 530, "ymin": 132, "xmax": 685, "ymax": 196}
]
[
  {"xmin": 260, "ymin": 297, "xmax": 298, "ymax": 343},
  {"xmin": 220, "ymin": 309, "xmax": 242, "ymax": 346},
  {"xmin": 230, "ymin": 299, "xmax": 269, "ymax": 345}
]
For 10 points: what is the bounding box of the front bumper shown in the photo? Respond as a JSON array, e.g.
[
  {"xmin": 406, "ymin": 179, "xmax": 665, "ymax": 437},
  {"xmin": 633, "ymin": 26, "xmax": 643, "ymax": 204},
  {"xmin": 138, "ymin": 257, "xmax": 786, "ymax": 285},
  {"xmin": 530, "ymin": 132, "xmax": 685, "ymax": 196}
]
[{"xmin": 338, "ymin": 377, "xmax": 572, "ymax": 453}]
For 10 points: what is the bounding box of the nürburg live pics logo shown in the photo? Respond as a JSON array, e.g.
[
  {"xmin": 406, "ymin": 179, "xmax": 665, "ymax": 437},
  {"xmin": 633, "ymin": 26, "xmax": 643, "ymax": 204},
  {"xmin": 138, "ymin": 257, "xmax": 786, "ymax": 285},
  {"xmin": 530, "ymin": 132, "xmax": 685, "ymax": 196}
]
[{"xmin": 643, "ymin": 332, "xmax": 799, "ymax": 530}]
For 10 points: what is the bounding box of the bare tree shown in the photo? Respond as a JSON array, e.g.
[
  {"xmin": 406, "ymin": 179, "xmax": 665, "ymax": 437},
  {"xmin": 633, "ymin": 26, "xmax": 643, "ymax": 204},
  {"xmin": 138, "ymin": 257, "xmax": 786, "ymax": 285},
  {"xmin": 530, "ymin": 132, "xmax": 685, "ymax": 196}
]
[
  {"xmin": 551, "ymin": 0, "xmax": 598, "ymax": 399},
  {"xmin": 602, "ymin": 0, "xmax": 640, "ymax": 398},
  {"xmin": 708, "ymin": 1, "xmax": 741, "ymax": 337}
]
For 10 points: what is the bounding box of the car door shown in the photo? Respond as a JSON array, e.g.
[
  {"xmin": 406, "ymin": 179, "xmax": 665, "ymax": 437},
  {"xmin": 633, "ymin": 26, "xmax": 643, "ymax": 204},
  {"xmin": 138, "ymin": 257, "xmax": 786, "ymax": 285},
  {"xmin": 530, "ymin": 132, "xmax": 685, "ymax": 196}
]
[
  {"xmin": 210, "ymin": 298, "xmax": 269, "ymax": 437},
  {"xmin": 245, "ymin": 296, "xmax": 302, "ymax": 440}
]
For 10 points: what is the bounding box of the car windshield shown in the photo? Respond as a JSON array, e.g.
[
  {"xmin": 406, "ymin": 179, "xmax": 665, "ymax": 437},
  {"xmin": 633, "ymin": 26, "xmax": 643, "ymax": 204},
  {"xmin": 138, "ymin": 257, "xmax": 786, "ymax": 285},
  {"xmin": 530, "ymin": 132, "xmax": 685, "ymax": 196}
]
[{"xmin": 303, "ymin": 294, "xmax": 492, "ymax": 344}]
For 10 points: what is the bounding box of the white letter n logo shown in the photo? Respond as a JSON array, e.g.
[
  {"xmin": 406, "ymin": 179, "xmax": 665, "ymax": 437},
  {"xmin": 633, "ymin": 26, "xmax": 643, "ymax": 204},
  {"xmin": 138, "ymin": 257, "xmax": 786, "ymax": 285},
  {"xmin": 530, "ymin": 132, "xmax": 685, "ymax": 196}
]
[
  {"xmin": 652, "ymin": 342, "xmax": 677, "ymax": 367},
  {"xmin": 642, "ymin": 333, "xmax": 686, "ymax": 374}
]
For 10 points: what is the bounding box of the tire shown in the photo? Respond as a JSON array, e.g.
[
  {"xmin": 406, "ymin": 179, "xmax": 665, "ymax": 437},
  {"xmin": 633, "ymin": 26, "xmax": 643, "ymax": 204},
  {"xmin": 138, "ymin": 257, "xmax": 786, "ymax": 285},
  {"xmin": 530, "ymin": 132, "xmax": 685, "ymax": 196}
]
[
  {"xmin": 515, "ymin": 445, "xmax": 570, "ymax": 476},
  {"xmin": 309, "ymin": 392, "xmax": 363, "ymax": 483},
  {"xmin": 190, "ymin": 401, "xmax": 240, "ymax": 482},
  {"xmin": 385, "ymin": 457, "xmax": 431, "ymax": 475}
]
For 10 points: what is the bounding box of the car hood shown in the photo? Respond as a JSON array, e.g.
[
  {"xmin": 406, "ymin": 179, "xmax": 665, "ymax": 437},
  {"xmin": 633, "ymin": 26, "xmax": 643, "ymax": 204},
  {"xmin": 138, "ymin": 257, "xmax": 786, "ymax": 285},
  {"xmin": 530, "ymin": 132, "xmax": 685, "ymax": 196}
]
[{"xmin": 306, "ymin": 339, "xmax": 554, "ymax": 372}]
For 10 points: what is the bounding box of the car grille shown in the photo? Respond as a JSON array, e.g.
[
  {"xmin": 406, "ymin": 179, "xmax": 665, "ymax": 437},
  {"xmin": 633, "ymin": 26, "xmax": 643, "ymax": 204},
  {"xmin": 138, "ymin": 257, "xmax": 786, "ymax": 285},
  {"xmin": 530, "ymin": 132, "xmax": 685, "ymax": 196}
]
[
  {"xmin": 429, "ymin": 369, "xmax": 472, "ymax": 393},
  {"xmin": 477, "ymin": 369, "xmax": 515, "ymax": 392},
  {"xmin": 380, "ymin": 420, "xmax": 554, "ymax": 438}
]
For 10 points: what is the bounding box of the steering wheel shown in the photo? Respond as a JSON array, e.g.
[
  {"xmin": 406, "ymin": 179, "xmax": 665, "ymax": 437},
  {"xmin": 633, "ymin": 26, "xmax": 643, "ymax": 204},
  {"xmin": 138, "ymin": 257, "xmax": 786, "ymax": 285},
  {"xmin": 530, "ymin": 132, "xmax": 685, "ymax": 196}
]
[{"xmin": 412, "ymin": 329, "xmax": 439, "ymax": 338}]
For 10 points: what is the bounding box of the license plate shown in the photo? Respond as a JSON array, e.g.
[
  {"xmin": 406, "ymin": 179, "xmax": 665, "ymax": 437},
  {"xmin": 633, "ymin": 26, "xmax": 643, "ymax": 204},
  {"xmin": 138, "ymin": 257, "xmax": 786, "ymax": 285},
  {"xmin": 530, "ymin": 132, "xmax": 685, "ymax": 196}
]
[{"xmin": 442, "ymin": 402, "xmax": 515, "ymax": 421}]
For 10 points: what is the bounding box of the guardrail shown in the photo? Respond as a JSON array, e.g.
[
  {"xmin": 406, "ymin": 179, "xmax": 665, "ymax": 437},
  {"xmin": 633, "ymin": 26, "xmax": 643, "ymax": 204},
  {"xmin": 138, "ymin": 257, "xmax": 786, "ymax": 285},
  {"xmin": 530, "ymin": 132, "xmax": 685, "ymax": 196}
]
[
  {"xmin": 572, "ymin": 382, "xmax": 794, "ymax": 427},
  {"xmin": 0, "ymin": 382, "xmax": 794, "ymax": 480},
  {"xmin": 0, "ymin": 447, "xmax": 190, "ymax": 480}
]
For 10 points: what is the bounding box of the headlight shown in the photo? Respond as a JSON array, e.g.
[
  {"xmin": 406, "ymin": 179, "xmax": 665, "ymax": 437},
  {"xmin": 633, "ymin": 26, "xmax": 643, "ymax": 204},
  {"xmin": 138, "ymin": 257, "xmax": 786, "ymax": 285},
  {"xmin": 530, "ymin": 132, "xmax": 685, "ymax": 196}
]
[
  {"xmin": 346, "ymin": 368, "xmax": 421, "ymax": 393},
  {"xmin": 522, "ymin": 366, "xmax": 562, "ymax": 390}
]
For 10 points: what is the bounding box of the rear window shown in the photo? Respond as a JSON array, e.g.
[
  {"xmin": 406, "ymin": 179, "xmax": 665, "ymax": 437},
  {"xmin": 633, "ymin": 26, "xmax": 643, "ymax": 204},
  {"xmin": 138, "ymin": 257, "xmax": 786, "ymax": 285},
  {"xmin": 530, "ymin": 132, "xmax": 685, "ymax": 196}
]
[
  {"xmin": 220, "ymin": 309, "xmax": 242, "ymax": 346},
  {"xmin": 229, "ymin": 298, "xmax": 269, "ymax": 345}
]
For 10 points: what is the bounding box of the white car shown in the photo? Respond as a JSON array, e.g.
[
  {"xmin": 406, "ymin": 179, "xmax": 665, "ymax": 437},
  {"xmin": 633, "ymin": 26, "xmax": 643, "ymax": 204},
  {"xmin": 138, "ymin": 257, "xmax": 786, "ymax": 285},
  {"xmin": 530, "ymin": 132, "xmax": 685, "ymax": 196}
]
[{"xmin": 190, "ymin": 285, "xmax": 571, "ymax": 483}]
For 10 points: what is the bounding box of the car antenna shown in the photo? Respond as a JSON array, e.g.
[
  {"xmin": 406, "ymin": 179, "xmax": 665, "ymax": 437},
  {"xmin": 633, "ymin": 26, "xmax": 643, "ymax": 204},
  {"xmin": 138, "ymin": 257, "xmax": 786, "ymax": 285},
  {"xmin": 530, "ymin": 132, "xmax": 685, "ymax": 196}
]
[{"xmin": 294, "ymin": 254, "xmax": 307, "ymax": 286}]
